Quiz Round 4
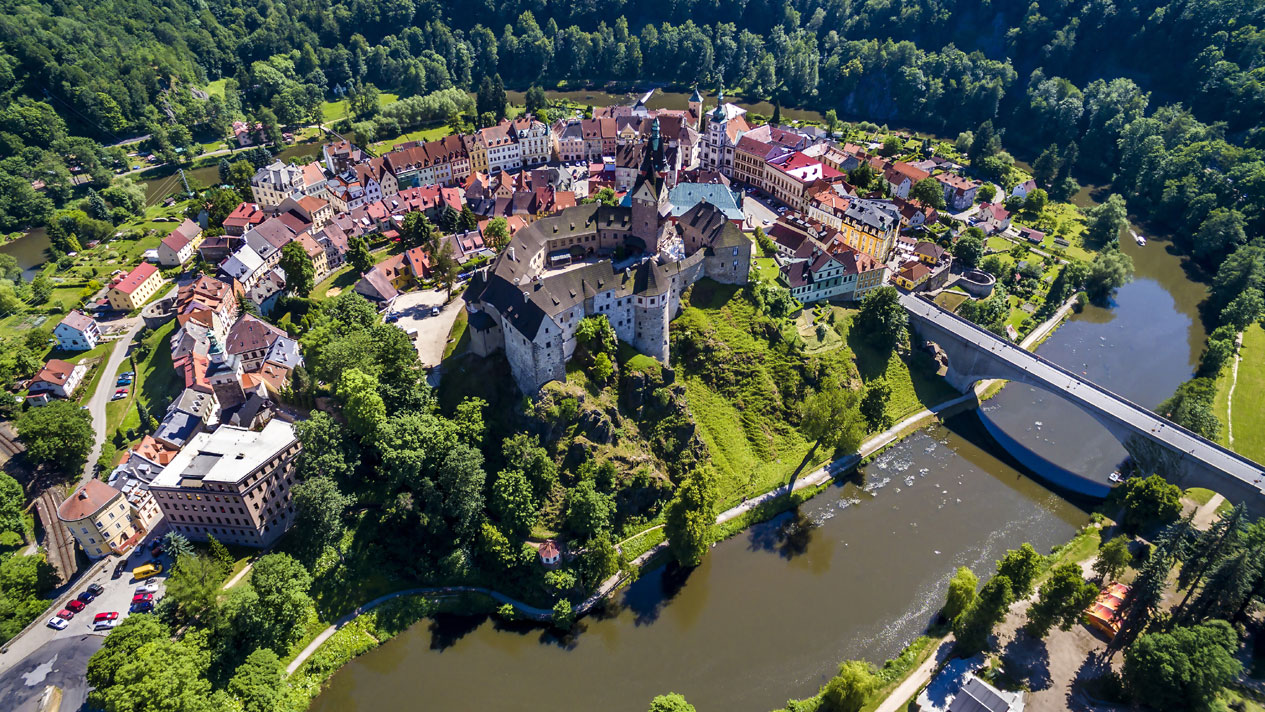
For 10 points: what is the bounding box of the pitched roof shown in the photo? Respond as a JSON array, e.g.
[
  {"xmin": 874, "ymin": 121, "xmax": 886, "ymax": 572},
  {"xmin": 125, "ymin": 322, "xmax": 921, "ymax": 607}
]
[
  {"xmin": 57, "ymin": 480, "xmax": 122, "ymax": 522},
  {"xmin": 112, "ymin": 263, "xmax": 159, "ymax": 295},
  {"xmin": 58, "ymin": 310, "xmax": 96, "ymax": 334},
  {"xmin": 226, "ymin": 314, "xmax": 285, "ymax": 356},
  {"xmin": 32, "ymin": 359, "xmax": 79, "ymax": 386}
]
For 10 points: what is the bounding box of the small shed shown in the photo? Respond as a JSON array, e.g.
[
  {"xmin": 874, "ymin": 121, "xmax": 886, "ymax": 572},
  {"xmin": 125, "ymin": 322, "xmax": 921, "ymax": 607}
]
[{"xmin": 538, "ymin": 539, "xmax": 562, "ymax": 568}]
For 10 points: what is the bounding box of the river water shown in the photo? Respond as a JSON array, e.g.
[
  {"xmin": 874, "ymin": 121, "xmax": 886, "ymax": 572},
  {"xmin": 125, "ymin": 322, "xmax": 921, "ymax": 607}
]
[{"xmin": 310, "ymin": 233, "xmax": 1202, "ymax": 711}]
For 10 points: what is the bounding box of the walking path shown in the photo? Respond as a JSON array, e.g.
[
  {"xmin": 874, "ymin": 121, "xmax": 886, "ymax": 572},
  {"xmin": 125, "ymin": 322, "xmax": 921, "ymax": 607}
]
[
  {"xmin": 1226, "ymin": 330, "xmax": 1245, "ymax": 447},
  {"xmin": 873, "ymin": 636, "xmax": 956, "ymax": 712},
  {"xmin": 1192, "ymin": 493, "xmax": 1227, "ymax": 530}
]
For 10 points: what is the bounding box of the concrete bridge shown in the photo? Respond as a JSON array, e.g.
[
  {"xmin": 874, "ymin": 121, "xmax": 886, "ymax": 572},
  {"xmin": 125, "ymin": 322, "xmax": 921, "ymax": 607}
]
[{"xmin": 901, "ymin": 292, "xmax": 1265, "ymax": 507}]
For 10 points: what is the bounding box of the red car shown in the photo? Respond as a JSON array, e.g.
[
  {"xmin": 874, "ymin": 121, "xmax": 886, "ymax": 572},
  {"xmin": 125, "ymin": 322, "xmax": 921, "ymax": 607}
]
[
  {"xmin": 56, "ymin": 608, "xmax": 75, "ymax": 619},
  {"xmin": 66, "ymin": 599, "xmax": 86, "ymax": 613},
  {"xmin": 93, "ymin": 611, "xmax": 119, "ymax": 624},
  {"xmin": 131, "ymin": 592, "xmax": 154, "ymax": 604}
]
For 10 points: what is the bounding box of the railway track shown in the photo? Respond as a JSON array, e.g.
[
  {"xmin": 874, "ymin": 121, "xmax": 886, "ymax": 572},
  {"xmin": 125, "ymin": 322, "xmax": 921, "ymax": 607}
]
[
  {"xmin": 0, "ymin": 423, "xmax": 24, "ymax": 461},
  {"xmin": 34, "ymin": 489, "xmax": 77, "ymax": 585}
]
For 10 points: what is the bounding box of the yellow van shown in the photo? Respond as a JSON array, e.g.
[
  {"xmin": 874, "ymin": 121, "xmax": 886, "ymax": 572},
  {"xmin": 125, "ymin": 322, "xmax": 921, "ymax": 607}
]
[{"xmin": 132, "ymin": 563, "xmax": 163, "ymax": 580}]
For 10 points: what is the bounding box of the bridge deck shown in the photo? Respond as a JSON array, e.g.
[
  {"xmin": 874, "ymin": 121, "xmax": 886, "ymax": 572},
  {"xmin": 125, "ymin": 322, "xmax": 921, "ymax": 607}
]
[{"xmin": 901, "ymin": 292, "xmax": 1265, "ymax": 493}]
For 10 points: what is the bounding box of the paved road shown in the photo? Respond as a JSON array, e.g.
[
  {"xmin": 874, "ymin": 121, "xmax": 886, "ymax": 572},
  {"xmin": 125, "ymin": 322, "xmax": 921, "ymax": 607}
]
[
  {"xmin": 0, "ymin": 634, "xmax": 104, "ymax": 712},
  {"xmin": 80, "ymin": 285, "xmax": 176, "ymax": 483},
  {"xmin": 80, "ymin": 319, "xmax": 145, "ymax": 483},
  {"xmin": 742, "ymin": 193, "xmax": 780, "ymax": 230}
]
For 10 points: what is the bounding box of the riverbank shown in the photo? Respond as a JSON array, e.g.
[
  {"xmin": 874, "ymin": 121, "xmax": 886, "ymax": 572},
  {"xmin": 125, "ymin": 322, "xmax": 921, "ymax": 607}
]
[{"xmin": 286, "ymin": 295, "xmax": 1084, "ymax": 706}]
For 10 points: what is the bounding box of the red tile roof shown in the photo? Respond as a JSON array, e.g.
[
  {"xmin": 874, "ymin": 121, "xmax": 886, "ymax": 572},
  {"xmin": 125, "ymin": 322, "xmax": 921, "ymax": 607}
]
[
  {"xmin": 57, "ymin": 480, "xmax": 121, "ymax": 522},
  {"xmin": 112, "ymin": 263, "xmax": 159, "ymax": 296}
]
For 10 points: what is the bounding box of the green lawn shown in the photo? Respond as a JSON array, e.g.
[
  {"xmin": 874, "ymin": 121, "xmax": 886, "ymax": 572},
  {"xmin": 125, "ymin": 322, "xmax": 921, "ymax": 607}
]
[
  {"xmin": 66, "ymin": 341, "xmax": 119, "ymax": 406},
  {"xmin": 442, "ymin": 309, "xmax": 469, "ymax": 361},
  {"xmin": 1220, "ymin": 323, "xmax": 1265, "ymax": 462},
  {"xmin": 751, "ymin": 256, "xmax": 780, "ymax": 285},
  {"xmin": 319, "ymin": 92, "xmax": 400, "ymax": 124},
  {"xmin": 105, "ymin": 319, "xmax": 180, "ymax": 446},
  {"xmin": 368, "ymin": 123, "xmax": 451, "ymax": 154}
]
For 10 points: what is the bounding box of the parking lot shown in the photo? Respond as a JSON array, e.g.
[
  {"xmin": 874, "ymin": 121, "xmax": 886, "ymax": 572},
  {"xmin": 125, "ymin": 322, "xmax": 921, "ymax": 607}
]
[
  {"xmin": 742, "ymin": 192, "xmax": 781, "ymax": 230},
  {"xmin": 0, "ymin": 535, "xmax": 169, "ymax": 676},
  {"xmin": 387, "ymin": 289, "xmax": 465, "ymax": 368}
]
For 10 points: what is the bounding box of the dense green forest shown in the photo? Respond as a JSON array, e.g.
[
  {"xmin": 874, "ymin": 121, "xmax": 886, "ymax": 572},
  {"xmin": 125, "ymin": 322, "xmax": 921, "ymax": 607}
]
[{"xmin": 2, "ymin": 0, "xmax": 1265, "ymax": 330}]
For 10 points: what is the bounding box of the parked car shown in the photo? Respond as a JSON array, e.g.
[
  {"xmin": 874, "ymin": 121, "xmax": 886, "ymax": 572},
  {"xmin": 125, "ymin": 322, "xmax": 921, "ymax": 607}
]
[
  {"xmin": 66, "ymin": 599, "xmax": 86, "ymax": 613},
  {"xmin": 131, "ymin": 600, "xmax": 154, "ymax": 613},
  {"xmin": 384, "ymin": 312, "xmax": 399, "ymax": 323},
  {"xmin": 149, "ymin": 540, "xmax": 163, "ymax": 556},
  {"xmin": 47, "ymin": 616, "xmax": 69, "ymax": 630},
  {"xmin": 112, "ymin": 560, "xmax": 128, "ymax": 579},
  {"xmin": 121, "ymin": 371, "xmax": 135, "ymax": 377},
  {"xmin": 135, "ymin": 582, "xmax": 160, "ymax": 595},
  {"xmin": 77, "ymin": 590, "xmax": 97, "ymax": 604},
  {"xmin": 93, "ymin": 611, "xmax": 119, "ymax": 625},
  {"xmin": 430, "ymin": 306, "xmax": 440, "ymax": 317},
  {"xmin": 132, "ymin": 563, "xmax": 162, "ymax": 580},
  {"xmin": 112, "ymin": 388, "xmax": 129, "ymax": 400},
  {"xmin": 86, "ymin": 583, "xmax": 105, "ymax": 597},
  {"xmin": 132, "ymin": 592, "xmax": 154, "ymax": 604},
  {"xmin": 56, "ymin": 608, "xmax": 75, "ymax": 620},
  {"xmin": 94, "ymin": 617, "xmax": 120, "ymax": 631},
  {"xmin": 116, "ymin": 377, "xmax": 132, "ymax": 386}
]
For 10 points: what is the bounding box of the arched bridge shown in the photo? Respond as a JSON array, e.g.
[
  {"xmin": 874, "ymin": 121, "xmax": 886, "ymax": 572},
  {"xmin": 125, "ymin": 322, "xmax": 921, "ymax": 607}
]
[{"xmin": 901, "ymin": 292, "xmax": 1265, "ymax": 507}]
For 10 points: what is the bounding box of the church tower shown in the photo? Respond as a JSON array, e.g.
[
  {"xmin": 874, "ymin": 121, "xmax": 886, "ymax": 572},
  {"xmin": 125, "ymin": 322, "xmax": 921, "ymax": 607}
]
[{"xmin": 688, "ymin": 87, "xmax": 703, "ymax": 129}]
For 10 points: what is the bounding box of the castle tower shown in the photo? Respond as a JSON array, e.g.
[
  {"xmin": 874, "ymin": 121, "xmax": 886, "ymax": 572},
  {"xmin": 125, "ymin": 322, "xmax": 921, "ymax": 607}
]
[
  {"xmin": 688, "ymin": 87, "xmax": 703, "ymax": 129},
  {"xmin": 629, "ymin": 118, "xmax": 669, "ymax": 250}
]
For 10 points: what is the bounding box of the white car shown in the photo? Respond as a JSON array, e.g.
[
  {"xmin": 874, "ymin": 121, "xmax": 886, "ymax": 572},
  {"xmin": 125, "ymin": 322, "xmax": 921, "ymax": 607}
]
[
  {"xmin": 94, "ymin": 618, "xmax": 120, "ymax": 631},
  {"xmin": 135, "ymin": 581, "xmax": 160, "ymax": 595},
  {"xmin": 47, "ymin": 616, "xmax": 69, "ymax": 630}
]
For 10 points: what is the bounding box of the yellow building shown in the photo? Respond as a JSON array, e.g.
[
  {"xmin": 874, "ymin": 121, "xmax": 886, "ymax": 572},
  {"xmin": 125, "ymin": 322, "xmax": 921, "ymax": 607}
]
[
  {"xmin": 57, "ymin": 480, "xmax": 145, "ymax": 559},
  {"xmin": 107, "ymin": 263, "xmax": 163, "ymax": 311}
]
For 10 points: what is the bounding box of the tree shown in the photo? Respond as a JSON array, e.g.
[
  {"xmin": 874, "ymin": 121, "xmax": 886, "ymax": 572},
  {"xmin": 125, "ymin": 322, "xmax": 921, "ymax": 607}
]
[
  {"xmin": 458, "ymin": 205, "xmax": 479, "ymax": 232},
  {"xmin": 86, "ymin": 615, "xmax": 170, "ymax": 703},
  {"xmin": 591, "ymin": 352, "xmax": 615, "ymax": 385},
  {"xmin": 953, "ymin": 232, "xmax": 986, "ymax": 269},
  {"xmin": 1194, "ymin": 208, "xmax": 1248, "ymax": 262},
  {"xmin": 1024, "ymin": 563, "xmax": 1098, "ymax": 637},
  {"xmin": 819, "ymin": 660, "xmax": 879, "ymax": 712},
  {"xmin": 1159, "ymin": 377, "xmax": 1221, "ymax": 439},
  {"xmin": 164, "ymin": 554, "xmax": 224, "ymax": 625},
  {"xmin": 1022, "ymin": 188, "xmax": 1048, "ymax": 214},
  {"xmin": 860, "ymin": 378, "xmax": 891, "ymax": 431},
  {"xmin": 292, "ymin": 475, "xmax": 354, "ymax": 563},
  {"xmin": 16, "ymin": 401, "xmax": 93, "ymax": 474},
  {"xmin": 227, "ymin": 160, "xmax": 255, "ymax": 192},
  {"xmin": 880, "ymin": 135, "xmax": 901, "ymax": 157},
  {"xmin": 483, "ymin": 216, "xmax": 509, "ymax": 251},
  {"xmin": 943, "ymin": 566, "xmax": 978, "ymax": 621},
  {"xmin": 400, "ymin": 210, "xmax": 434, "ymax": 249},
  {"xmin": 771, "ymin": 103, "xmax": 782, "ymax": 126},
  {"xmin": 1118, "ymin": 474, "xmax": 1182, "ymax": 533},
  {"xmin": 503, "ymin": 433, "xmax": 558, "ymax": 501},
  {"xmin": 855, "ymin": 287, "xmax": 907, "ymax": 349},
  {"xmin": 347, "ymin": 235, "xmax": 374, "ymax": 276},
  {"xmin": 753, "ymin": 226, "xmax": 774, "ymax": 256},
  {"xmin": 1221, "ymin": 289, "xmax": 1264, "ymax": 331},
  {"xmin": 953, "ymin": 574, "xmax": 1013, "ymax": 654},
  {"xmin": 1032, "ymin": 145, "xmax": 1062, "ymax": 186},
  {"xmin": 911, "ymin": 177, "xmax": 946, "ymax": 210},
  {"xmin": 433, "ymin": 240, "xmax": 460, "ymax": 298},
  {"xmin": 848, "ymin": 163, "xmax": 877, "ymax": 189},
  {"xmin": 249, "ymin": 553, "xmax": 313, "ymax": 651},
  {"xmin": 968, "ymin": 121, "xmax": 1000, "ymax": 163},
  {"xmin": 1085, "ymin": 248, "xmax": 1134, "ymax": 300},
  {"xmin": 437, "ymin": 444, "xmax": 486, "ymax": 546},
  {"xmin": 1085, "ymin": 193, "xmax": 1128, "ymax": 246},
  {"xmin": 1093, "ymin": 536, "xmax": 1132, "ymax": 581},
  {"xmin": 228, "ymin": 648, "xmax": 284, "ymax": 712},
  {"xmin": 163, "ymin": 532, "xmax": 194, "ymax": 562},
  {"xmin": 337, "ymin": 368, "xmax": 386, "ymax": 439},
  {"xmin": 665, "ymin": 467, "xmax": 719, "ymax": 567},
  {"xmin": 566, "ymin": 478, "xmax": 614, "ymax": 540},
  {"xmin": 976, "ymin": 183, "xmax": 996, "ymax": 203},
  {"xmin": 800, "ymin": 383, "xmax": 865, "ymax": 457},
  {"xmin": 490, "ymin": 468, "xmax": 537, "ymax": 538},
  {"xmin": 0, "ymin": 471, "xmax": 23, "ymax": 535},
  {"xmin": 207, "ymin": 534, "xmax": 234, "ymax": 575},
  {"xmin": 101, "ymin": 636, "xmax": 220, "ymax": 712},
  {"xmin": 278, "ymin": 240, "xmax": 315, "ymax": 297},
  {"xmin": 996, "ymin": 543, "xmax": 1043, "ymax": 598},
  {"xmin": 524, "ymin": 86, "xmax": 548, "ymax": 117},
  {"xmin": 648, "ymin": 693, "xmax": 696, "ymax": 712},
  {"xmin": 294, "ymin": 411, "xmax": 359, "ymax": 483},
  {"xmin": 551, "ymin": 599, "xmax": 574, "ymax": 628},
  {"xmin": 575, "ymin": 315, "xmax": 616, "ymax": 360},
  {"xmin": 218, "ymin": 158, "xmax": 232, "ymax": 185},
  {"xmin": 1123, "ymin": 620, "xmax": 1241, "ymax": 711}
]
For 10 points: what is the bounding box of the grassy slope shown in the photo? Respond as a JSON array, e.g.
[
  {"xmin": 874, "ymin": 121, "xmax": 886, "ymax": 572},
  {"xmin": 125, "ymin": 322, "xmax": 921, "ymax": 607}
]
[
  {"xmin": 105, "ymin": 319, "xmax": 180, "ymax": 445},
  {"xmin": 675, "ymin": 284, "xmax": 956, "ymax": 509},
  {"xmin": 1220, "ymin": 323, "xmax": 1265, "ymax": 462}
]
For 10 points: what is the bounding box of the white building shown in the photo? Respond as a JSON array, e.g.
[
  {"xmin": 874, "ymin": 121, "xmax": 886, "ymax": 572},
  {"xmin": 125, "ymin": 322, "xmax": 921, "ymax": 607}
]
[{"xmin": 54, "ymin": 311, "xmax": 100, "ymax": 351}]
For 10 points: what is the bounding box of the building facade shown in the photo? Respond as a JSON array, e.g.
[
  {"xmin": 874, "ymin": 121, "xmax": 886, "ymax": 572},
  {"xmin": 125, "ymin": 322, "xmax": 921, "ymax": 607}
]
[{"xmin": 57, "ymin": 480, "xmax": 147, "ymax": 559}]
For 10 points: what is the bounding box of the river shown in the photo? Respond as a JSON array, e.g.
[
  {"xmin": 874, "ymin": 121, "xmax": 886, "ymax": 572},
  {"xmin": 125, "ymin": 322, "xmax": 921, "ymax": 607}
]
[{"xmin": 309, "ymin": 231, "xmax": 1202, "ymax": 711}]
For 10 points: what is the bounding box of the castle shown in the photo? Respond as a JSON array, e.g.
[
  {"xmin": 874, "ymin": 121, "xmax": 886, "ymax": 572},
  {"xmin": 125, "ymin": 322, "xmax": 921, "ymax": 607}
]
[{"xmin": 466, "ymin": 119, "xmax": 753, "ymax": 394}]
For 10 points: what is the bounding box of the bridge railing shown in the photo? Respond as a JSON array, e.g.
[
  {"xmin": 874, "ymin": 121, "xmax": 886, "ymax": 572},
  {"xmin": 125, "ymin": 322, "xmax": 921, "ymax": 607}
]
[{"xmin": 904, "ymin": 294, "xmax": 1265, "ymax": 477}]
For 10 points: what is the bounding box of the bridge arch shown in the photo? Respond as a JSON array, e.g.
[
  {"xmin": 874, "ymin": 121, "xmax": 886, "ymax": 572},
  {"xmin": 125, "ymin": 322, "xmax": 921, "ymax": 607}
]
[{"xmin": 899, "ymin": 292, "xmax": 1265, "ymax": 510}]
